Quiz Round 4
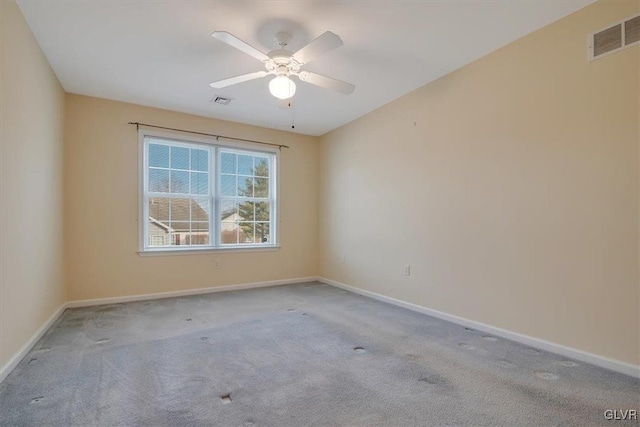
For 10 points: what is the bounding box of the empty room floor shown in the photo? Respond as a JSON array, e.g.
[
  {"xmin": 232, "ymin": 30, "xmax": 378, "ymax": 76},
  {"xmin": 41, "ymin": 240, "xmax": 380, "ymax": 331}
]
[{"xmin": 0, "ymin": 282, "xmax": 638, "ymax": 426}]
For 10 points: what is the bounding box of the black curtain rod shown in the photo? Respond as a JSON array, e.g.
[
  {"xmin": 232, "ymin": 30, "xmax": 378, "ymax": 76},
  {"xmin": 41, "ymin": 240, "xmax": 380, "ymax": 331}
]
[{"xmin": 128, "ymin": 122, "xmax": 290, "ymax": 150}]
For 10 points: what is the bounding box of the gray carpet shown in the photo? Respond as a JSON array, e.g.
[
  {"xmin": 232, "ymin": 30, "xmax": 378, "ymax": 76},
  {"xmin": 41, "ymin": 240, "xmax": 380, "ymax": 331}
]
[{"xmin": 0, "ymin": 282, "xmax": 638, "ymax": 426}]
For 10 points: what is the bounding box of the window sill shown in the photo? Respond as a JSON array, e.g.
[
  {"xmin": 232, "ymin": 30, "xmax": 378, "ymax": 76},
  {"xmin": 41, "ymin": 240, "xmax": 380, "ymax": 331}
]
[{"xmin": 138, "ymin": 245, "xmax": 281, "ymax": 257}]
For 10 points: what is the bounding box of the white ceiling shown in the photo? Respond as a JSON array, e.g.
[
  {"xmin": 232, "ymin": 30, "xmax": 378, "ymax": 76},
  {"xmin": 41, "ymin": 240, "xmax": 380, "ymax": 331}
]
[{"xmin": 17, "ymin": 0, "xmax": 593, "ymax": 136}]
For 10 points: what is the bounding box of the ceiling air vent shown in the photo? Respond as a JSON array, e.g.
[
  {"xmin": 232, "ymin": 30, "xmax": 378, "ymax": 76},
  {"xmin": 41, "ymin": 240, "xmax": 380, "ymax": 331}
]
[
  {"xmin": 589, "ymin": 14, "xmax": 640, "ymax": 61},
  {"xmin": 211, "ymin": 96, "xmax": 232, "ymax": 105}
]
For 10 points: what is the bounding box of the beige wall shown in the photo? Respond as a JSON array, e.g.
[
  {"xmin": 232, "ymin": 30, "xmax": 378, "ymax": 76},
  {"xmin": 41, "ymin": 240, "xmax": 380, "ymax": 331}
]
[
  {"xmin": 64, "ymin": 95, "xmax": 318, "ymax": 301},
  {"xmin": 0, "ymin": 1, "xmax": 66, "ymax": 370},
  {"xmin": 319, "ymin": 0, "xmax": 640, "ymax": 365}
]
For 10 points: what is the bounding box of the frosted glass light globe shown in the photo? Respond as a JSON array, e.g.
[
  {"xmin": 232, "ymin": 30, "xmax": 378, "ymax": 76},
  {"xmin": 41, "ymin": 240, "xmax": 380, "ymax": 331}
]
[{"xmin": 269, "ymin": 76, "xmax": 296, "ymax": 99}]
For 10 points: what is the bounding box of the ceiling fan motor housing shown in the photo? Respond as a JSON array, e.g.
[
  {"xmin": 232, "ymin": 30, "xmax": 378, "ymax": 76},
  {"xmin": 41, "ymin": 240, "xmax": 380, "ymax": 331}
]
[
  {"xmin": 265, "ymin": 50, "xmax": 300, "ymax": 77},
  {"xmin": 275, "ymin": 31, "xmax": 292, "ymax": 47}
]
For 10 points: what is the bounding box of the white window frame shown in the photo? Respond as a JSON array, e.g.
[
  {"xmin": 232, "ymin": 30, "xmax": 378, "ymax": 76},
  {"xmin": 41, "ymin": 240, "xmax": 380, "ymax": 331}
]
[{"xmin": 138, "ymin": 128, "xmax": 279, "ymax": 254}]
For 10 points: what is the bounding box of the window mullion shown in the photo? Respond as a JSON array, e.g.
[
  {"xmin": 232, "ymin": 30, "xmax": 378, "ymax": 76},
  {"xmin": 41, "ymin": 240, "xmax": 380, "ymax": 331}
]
[
  {"xmin": 143, "ymin": 140, "xmax": 149, "ymax": 249},
  {"xmin": 272, "ymin": 154, "xmax": 276, "ymax": 246},
  {"xmin": 168, "ymin": 145, "xmax": 172, "ymax": 245},
  {"xmin": 143, "ymin": 193, "xmax": 149, "ymax": 248},
  {"xmin": 211, "ymin": 146, "xmax": 218, "ymax": 248}
]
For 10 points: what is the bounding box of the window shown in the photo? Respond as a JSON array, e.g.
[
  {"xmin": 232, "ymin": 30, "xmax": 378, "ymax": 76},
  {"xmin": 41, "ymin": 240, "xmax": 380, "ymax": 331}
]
[{"xmin": 141, "ymin": 132, "xmax": 277, "ymax": 252}]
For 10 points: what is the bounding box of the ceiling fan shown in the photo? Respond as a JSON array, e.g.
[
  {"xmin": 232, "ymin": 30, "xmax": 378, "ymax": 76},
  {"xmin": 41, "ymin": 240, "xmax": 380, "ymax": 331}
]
[{"xmin": 209, "ymin": 31, "xmax": 355, "ymax": 100}]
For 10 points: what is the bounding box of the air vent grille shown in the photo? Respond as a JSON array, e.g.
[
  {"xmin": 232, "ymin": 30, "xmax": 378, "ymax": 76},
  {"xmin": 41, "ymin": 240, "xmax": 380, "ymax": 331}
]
[
  {"xmin": 589, "ymin": 14, "xmax": 640, "ymax": 61},
  {"xmin": 593, "ymin": 24, "xmax": 622, "ymax": 57},
  {"xmin": 211, "ymin": 96, "xmax": 232, "ymax": 105},
  {"xmin": 625, "ymin": 16, "xmax": 640, "ymax": 45}
]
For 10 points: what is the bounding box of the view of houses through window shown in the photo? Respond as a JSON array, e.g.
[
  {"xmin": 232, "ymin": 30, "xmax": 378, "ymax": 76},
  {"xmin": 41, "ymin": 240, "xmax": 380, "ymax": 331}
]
[{"xmin": 143, "ymin": 136, "xmax": 276, "ymax": 250}]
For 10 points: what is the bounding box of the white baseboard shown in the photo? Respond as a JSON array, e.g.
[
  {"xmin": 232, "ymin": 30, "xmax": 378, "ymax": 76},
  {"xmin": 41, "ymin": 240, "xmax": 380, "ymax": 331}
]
[
  {"xmin": 65, "ymin": 276, "xmax": 319, "ymax": 308},
  {"xmin": 3, "ymin": 276, "xmax": 637, "ymax": 385},
  {"xmin": 319, "ymin": 277, "xmax": 640, "ymax": 379},
  {"xmin": 0, "ymin": 304, "xmax": 66, "ymax": 384}
]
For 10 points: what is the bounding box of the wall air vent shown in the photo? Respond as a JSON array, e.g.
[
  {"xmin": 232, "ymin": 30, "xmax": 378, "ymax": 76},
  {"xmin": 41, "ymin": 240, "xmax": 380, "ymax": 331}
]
[
  {"xmin": 589, "ymin": 14, "xmax": 640, "ymax": 61},
  {"xmin": 625, "ymin": 15, "xmax": 640, "ymax": 45},
  {"xmin": 211, "ymin": 96, "xmax": 232, "ymax": 105}
]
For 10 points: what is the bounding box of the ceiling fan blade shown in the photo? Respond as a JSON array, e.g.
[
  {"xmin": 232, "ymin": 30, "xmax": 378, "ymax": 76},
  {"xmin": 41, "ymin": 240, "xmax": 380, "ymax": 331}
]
[
  {"xmin": 293, "ymin": 31, "xmax": 343, "ymax": 64},
  {"xmin": 298, "ymin": 71, "xmax": 355, "ymax": 95},
  {"xmin": 209, "ymin": 71, "xmax": 267, "ymax": 88},
  {"xmin": 211, "ymin": 31, "xmax": 269, "ymax": 62}
]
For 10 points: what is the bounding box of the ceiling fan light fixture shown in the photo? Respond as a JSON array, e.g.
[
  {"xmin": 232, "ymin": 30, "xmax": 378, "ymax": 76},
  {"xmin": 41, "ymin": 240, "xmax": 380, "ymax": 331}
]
[{"xmin": 269, "ymin": 75, "xmax": 296, "ymax": 99}]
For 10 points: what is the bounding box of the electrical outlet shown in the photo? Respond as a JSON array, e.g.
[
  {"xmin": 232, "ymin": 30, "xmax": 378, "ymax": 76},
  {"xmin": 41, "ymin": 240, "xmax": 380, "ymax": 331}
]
[
  {"xmin": 403, "ymin": 265, "xmax": 411, "ymax": 276},
  {"xmin": 214, "ymin": 260, "xmax": 221, "ymax": 269},
  {"xmin": 340, "ymin": 255, "xmax": 346, "ymax": 264}
]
